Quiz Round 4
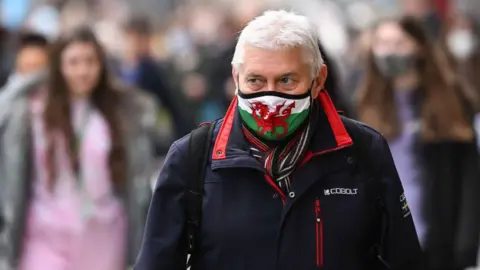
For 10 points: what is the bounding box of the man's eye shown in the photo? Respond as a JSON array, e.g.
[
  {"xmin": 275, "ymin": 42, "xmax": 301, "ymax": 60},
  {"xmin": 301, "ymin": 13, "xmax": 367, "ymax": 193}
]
[
  {"xmin": 280, "ymin": 77, "xmax": 292, "ymax": 84},
  {"xmin": 247, "ymin": 78, "xmax": 261, "ymax": 84}
]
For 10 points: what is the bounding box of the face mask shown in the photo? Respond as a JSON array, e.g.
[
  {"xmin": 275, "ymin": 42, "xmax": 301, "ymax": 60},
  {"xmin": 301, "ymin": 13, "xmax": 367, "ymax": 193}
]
[
  {"xmin": 237, "ymin": 88, "xmax": 312, "ymax": 141},
  {"xmin": 374, "ymin": 54, "xmax": 417, "ymax": 78},
  {"xmin": 447, "ymin": 30, "xmax": 477, "ymax": 60}
]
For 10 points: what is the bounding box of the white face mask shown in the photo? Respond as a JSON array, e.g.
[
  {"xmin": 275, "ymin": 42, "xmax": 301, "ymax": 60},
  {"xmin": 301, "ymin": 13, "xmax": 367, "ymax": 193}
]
[{"xmin": 447, "ymin": 29, "xmax": 477, "ymax": 60}]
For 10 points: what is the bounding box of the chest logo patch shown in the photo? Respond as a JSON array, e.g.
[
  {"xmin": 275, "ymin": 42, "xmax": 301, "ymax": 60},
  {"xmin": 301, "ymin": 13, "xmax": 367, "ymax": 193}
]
[{"xmin": 324, "ymin": 188, "xmax": 358, "ymax": 196}]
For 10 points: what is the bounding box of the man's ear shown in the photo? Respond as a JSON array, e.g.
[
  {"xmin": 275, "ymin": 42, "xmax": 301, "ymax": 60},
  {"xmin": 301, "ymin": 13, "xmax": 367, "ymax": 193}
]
[
  {"xmin": 232, "ymin": 67, "xmax": 239, "ymax": 89},
  {"xmin": 311, "ymin": 64, "xmax": 328, "ymax": 99},
  {"xmin": 232, "ymin": 67, "xmax": 241, "ymax": 95}
]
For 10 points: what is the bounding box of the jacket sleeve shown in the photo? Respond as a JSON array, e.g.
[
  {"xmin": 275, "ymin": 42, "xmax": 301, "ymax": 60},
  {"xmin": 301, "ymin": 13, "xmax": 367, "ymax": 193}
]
[
  {"xmin": 373, "ymin": 135, "xmax": 425, "ymax": 270},
  {"xmin": 135, "ymin": 142, "xmax": 188, "ymax": 270}
]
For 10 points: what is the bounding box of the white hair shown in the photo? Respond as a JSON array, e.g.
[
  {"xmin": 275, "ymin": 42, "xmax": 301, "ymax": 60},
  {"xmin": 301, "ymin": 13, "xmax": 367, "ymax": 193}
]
[{"xmin": 232, "ymin": 10, "xmax": 323, "ymax": 78}]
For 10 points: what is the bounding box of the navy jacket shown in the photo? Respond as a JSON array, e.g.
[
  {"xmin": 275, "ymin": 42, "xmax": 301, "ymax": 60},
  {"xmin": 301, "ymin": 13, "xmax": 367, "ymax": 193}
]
[{"xmin": 136, "ymin": 91, "xmax": 423, "ymax": 270}]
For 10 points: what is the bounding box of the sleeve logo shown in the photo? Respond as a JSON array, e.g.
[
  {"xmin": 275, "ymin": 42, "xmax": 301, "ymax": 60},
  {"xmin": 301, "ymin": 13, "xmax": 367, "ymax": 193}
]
[
  {"xmin": 324, "ymin": 188, "xmax": 358, "ymax": 196},
  {"xmin": 400, "ymin": 192, "xmax": 411, "ymax": 218}
]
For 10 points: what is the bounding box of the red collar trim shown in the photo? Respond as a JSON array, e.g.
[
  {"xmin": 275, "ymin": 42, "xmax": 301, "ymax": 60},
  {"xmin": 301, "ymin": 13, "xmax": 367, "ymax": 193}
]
[
  {"xmin": 317, "ymin": 90, "xmax": 353, "ymax": 150},
  {"xmin": 212, "ymin": 91, "xmax": 353, "ymax": 160},
  {"xmin": 212, "ymin": 96, "xmax": 237, "ymax": 160}
]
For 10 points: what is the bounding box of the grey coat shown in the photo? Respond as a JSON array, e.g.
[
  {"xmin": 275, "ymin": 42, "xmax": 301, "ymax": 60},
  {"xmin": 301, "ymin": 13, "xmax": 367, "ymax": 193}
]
[{"xmin": 0, "ymin": 72, "xmax": 170, "ymax": 269}]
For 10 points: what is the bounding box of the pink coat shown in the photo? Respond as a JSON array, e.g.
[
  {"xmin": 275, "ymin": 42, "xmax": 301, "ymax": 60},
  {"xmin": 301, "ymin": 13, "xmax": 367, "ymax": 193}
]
[{"xmin": 19, "ymin": 94, "xmax": 127, "ymax": 270}]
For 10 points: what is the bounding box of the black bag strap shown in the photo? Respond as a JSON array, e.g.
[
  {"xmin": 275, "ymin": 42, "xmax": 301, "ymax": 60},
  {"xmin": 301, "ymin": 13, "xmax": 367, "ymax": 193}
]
[{"xmin": 185, "ymin": 121, "xmax": 217, "ymax": 268}]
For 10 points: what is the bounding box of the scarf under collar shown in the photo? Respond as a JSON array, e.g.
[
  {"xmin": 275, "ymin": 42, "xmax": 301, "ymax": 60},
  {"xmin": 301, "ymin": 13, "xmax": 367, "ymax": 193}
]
[{"xmin": 242, "ymin": 101, "xmax": 319, "ymax": 194}]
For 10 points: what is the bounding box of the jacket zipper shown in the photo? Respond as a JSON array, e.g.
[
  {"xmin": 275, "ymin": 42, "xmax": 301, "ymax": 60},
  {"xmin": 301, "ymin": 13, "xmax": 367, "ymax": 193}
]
[{"xmin": 315, "ymin": 198, "xmax": 324, "ymax": 267}]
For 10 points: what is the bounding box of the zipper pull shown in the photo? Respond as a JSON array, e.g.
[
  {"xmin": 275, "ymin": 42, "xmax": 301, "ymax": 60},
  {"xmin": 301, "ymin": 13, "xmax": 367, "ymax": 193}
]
[{"xmin": 315, "ymin": 199, "xmax": 321, "ymax": 222}]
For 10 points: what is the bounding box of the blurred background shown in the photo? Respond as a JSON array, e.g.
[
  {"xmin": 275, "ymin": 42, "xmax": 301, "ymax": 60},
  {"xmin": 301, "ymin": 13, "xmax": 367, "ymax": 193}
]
[
  {"xmin": 3, "ymin": 0, "xmax": 478, "ymax": 135},
  {"xmin": 3, "ymin": 0, "xmax": 480, "ymax": 269},
  {"xmin": 2, "ymin": 0, "xmax": 477, "ymax": 132},
  {"xmin": 0, "ymin": 0, "xmax": 477, "ymax": 131}
]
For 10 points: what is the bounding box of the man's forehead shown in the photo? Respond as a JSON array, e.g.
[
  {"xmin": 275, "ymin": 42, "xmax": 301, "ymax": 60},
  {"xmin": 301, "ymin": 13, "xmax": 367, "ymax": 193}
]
[
  {"xmin": 242, "ymin": 45, "xmax": 304, "ymax": 60},
  {"xmin": 239, "ymin": 45, "xmax": 308, "ymax": 76},
  {"xmin": 244, "ymin": 71, "xmax": 301, "ymax": 78}
]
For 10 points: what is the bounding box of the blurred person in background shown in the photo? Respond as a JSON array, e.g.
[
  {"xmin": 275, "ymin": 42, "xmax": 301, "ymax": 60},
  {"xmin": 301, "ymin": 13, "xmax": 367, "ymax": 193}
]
[
  {"xmin": 356, "ymin": 16, "xmax": 480, "ymax": 270},
  {"xmin": 180, "ymin": 71, "xmax": 224, "ymax": 126},
  {"xmin": 204, "ymin": 12, "xmax": 243, "ymax": 111},
  {"xmin": 2, "ymin": 32, "xmax": 49, "ymax": 89},
  {"xmin": 441, "ymin": 13, "xmax": 480, "ymax": 150},
  {"xmin": 345, "ymin": 28, "xmax": 374, "ymax": 101},
  {"xmin": 0, "ymin": 26, "xmax": 15, "ymax": 87},
  {"xmin": 403, "ymin": 0, "xmax": 443, "ymax": 39},
  {"xmin": 0, "ymin": 27, "xmax": 157, "ymax": 270},
  {"xmin": 58, "ymin": 0, "xmax": 91, "ymax": 35},
  {"xmin": 178, "ymin": 6, "xmax": 240, "ymax": 128},
  {"xmin": 117, "ymin": 15, "xmax": 188, "ymax": 138},
  {"xmin": 318, "ymin": 41, "xmax": 353, "ymax": 117},
  {"xmin": 442, "ymin": 13, "xmax": 480, "ymax": 100}
]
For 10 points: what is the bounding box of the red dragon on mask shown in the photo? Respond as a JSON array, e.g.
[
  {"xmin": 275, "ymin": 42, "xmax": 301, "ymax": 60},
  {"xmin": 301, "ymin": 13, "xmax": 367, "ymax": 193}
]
[{"xmin": 249, "ymin": 101, "xmax": 296, "ymax": 137}]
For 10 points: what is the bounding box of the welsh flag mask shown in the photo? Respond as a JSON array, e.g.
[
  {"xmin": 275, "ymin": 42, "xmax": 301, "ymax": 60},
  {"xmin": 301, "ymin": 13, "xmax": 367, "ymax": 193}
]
[{"xmin": 237, "ymin": 89, "xmax": 312, "ymax": 140}]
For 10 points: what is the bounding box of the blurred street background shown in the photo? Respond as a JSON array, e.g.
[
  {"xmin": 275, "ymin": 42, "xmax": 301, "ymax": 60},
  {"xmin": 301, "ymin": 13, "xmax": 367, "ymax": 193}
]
[{"xmin": 4, "ymin": 0, "xmax": 479, "ymax": 136}]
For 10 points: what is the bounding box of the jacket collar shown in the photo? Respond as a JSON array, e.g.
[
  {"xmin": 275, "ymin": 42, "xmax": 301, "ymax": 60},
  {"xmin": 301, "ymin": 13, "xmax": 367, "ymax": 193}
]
[{"xmin": 211, "ymin": 90, "xmax": 353, "ymax": 167}]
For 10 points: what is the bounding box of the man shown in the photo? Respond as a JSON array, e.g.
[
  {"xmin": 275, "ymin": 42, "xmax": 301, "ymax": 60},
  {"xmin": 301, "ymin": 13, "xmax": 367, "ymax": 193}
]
[{"xmin": 136, "ymin": 10, "xmax": 423, "ymax": 270}]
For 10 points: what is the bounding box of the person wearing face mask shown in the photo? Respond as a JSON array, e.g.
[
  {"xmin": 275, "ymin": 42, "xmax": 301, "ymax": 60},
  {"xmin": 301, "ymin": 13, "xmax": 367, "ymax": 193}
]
[
  {"xmin": 442, "ymin": 14, "xmax": 480, "ymax": 144},
  {"xmin": 136, "ymin": 10, "xmax": 424, "ymax": 270},
  {"xmin": 442, "ymin": 14, "xmax": 480, "ymax": 91},
  {"xmin": 356, "ymin": 17, "xmax": 480, "ymax": 270}
]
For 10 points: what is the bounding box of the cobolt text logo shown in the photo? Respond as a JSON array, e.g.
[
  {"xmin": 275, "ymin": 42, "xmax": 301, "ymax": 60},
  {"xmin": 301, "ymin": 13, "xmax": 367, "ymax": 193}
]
[{"xmin": 324, "ymin": 188, "xmax": 358, "ymax": 196}]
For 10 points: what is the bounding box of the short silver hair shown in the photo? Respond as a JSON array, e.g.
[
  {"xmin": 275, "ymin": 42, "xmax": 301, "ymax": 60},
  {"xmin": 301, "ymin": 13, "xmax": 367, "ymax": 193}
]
[{"xmin": 231, "ymin": 10, "xmax": 323, "ymax": 78}]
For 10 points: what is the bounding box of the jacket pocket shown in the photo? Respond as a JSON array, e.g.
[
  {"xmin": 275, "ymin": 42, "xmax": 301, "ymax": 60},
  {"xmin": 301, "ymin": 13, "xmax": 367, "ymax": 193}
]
[{"xmin": 315, "ymin": 198, "xmax": 324, "ymax": 267}]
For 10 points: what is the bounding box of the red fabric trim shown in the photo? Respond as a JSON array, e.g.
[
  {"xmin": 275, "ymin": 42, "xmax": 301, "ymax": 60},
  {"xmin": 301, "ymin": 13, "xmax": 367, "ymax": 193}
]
[
  {"xmin": 212, "ymin": 97, "xmax": 237, "ymax": 160},
  {"xmin": 299, "ymin": 143, "xmax": 352, "ymax": 168},
  {"xmin": 318, "ymin": 91, "xmax": 353, "ymax": 149},
  {"xmin": 300, "ymin": 151, "xmax": 314, "ymax": 167}
]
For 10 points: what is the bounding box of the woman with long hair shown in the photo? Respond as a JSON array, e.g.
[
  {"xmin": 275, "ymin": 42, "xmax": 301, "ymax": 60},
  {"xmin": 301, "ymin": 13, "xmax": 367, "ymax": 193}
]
[
  {"xmin": 0, "ymin": 27, "xmax": 159, "ymax": 269},
  {"xmin": 356, "ymin": 17, "xmax": 480, "ymax": 270}
]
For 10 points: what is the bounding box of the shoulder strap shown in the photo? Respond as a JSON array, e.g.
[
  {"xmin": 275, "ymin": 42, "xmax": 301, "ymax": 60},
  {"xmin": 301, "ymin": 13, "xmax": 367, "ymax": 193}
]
[{"xmin": 185, "ymin": 121, "xmax": 216, "ymax": 268}]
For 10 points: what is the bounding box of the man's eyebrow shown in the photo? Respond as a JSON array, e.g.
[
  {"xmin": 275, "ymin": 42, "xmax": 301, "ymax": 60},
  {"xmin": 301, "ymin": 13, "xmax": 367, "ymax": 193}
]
[
  {"xmin": 244, "ymin": 72, "xmax": 264, "ymax": 78},
  {"xmin": 277, "ymin": 72, "xmax": 300, "ymax": 78},
  {"xmin": 244, "ymin": 72, "xmax": 300, "ymax": 78}
]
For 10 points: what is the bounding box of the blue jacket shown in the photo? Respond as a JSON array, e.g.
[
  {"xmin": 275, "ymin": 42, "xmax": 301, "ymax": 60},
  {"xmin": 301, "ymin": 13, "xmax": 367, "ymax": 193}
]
[{"xmin": 136, "ymin": 91, "xmax": 423, "ymax": 270}]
